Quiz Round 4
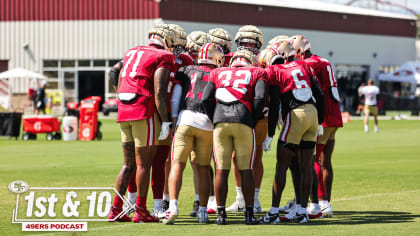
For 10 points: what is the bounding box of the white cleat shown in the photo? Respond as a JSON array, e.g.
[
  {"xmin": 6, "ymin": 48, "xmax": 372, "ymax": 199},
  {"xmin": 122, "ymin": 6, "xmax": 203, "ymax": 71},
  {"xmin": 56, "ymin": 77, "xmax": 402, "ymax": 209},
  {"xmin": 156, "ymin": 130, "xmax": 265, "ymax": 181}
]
[
  {"xmin": 226, "ymin": 200, "xmax": 245, "ymax": 212},
  {"xmin": 307, "ymin": 203, "xmax": 323, "ymax": 219},
  {"xmin": 321, "ymin": 203, "xmax": 333, "ymax": 218},
  {"xmin": 279, "ymin": 198, "xmax": 295, "ymax": 212},
  {"xmin": 152, "ymin": 206, "xmax": 167, "ymax": 219},
  {"xmin": 162, "ymin": 209, "xmax": 178, "ymax": 225},
  {"xmin": 207, "ymin": 197, "xmax": 217, "ymax": 214}
]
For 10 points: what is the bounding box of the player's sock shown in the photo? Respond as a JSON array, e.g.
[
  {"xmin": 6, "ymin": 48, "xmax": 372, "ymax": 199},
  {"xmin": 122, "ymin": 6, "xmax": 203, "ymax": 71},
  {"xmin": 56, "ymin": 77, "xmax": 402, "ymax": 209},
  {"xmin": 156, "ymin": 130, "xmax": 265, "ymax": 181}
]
[
  {"xmin": 136, "ymin": 196, "xmax": 147, "ymax": 208},
  {"xmin": 269, "ymin": 207, "xmax": 279, "ymax": 214},
  {"xmin": 128, "ymin": 191, "xmax": 137, "ymax": 205},
  {"xmin": 364, "ymin": 125, "xmax": 369, "ymax": 133},
  {"xmin": 163, "ymin": 194, "xmax": 169, "ymax": 201},
  {"xmin": 151, "ymin": 145, "xmax": 170, "ymax": 199},
  {"xmin": 199, "ymin": 206, "xmax": 207, "ymax": 212},
  {"xmin": 113, "ymin": 195, "xmax": 123, "ymax": 209},
  {"xmin": 235, "ymin": 187, "xmax": 244, "ymax": 201},
  {"xmin": 315, "ymin": 160, "xmax": 326, "ymax": 199},
  {"xmin": 208, "ymin": 195, "xmax": 215, "ymax": 202},
  {"xmin": 374, "ymin": 125, "xmax": 379, "ymax": 133},
  {"xmin": 127, "ymin": 170, "xmax": 137, "ymax": 193},
  {"xmin": 195, "ymin": 194, "xmax": 200, "ymax": 201},
  {"xmin": 169, "ymin": 199, "xmax": 178, "ymax": 212},
  {"xmin": 254, "ymin": 188, "xmax": 260, "ymax": 200},
  {"xmin": 153, "ymin": 199, "xmax": 162, "ymax": 209}
]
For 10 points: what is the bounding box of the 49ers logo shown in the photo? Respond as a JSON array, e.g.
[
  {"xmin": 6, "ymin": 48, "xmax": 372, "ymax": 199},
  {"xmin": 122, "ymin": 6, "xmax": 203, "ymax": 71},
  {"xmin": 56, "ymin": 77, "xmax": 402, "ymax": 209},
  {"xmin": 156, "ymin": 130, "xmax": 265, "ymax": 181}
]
[{"xmin": 63, "ymin": 125, "xmax": 74, "ymax": 133}]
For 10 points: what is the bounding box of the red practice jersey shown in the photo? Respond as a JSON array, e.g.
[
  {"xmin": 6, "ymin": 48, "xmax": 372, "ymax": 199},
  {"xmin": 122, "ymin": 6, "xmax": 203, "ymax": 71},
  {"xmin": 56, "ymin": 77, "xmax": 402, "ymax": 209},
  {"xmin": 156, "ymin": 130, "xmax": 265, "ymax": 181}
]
[
  {"xmin": 304, "ymin": 55, "xmax": 342, "ymax": 127},
  {"xmin": 210, "ymin": 66, "xmax": 267, "ymax": 114},
  {"xmin": 266, "ymin": 60, "xmax": 315, "ymax": 95},
  {"xmin": 117, "ymin": 46, "xmax": 175, "ymax": 122}
]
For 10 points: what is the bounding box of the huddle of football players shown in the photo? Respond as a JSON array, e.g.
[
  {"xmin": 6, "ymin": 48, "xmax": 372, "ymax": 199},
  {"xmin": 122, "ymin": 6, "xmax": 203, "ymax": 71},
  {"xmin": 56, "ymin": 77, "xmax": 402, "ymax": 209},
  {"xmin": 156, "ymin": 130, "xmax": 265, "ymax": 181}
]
[{"xmin": 108, "ymin": 23, "xmax": 342, "ymax": 225}]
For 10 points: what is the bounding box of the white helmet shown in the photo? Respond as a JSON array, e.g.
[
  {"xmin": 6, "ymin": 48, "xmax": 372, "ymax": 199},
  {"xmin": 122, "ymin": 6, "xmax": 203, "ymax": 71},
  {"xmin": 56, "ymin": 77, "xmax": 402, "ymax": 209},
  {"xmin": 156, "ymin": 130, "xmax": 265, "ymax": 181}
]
[{"xmin": 198, "ymin": 43, "xmax": 225, "ymax": 68}]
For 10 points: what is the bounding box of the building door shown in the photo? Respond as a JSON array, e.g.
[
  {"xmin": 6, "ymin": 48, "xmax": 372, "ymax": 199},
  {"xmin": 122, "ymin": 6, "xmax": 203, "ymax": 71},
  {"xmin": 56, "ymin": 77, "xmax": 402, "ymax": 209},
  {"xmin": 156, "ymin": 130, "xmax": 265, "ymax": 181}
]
[
  {"xmin": 0, "ymin": 60, "xmax": 8, "ymax": 73},
  {"xmin": 78, "ymin": 71, "xmax": 105, "ymax": 109},
  {"xmin": 60, "ymin": 70, "xmax": 78, "ymax": 108},
  {"xmin": 335, "ymin": 64, "xmax": 369, "ymax": 113}
]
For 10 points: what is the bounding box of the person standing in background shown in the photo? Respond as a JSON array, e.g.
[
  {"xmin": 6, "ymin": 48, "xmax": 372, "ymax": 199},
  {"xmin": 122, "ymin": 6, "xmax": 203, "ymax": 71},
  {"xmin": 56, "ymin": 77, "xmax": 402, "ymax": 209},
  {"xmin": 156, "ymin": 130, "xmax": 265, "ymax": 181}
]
[
  {"xmin": 361, "ymin": 79, "xmax": 380, "ymax": 133},
  {"xmin": 356, "ymin": 82, "xmax": 365, "ymax": 115},
  {"xmin": 34, "ymin": 81, "xmax": 47, "ymax": 115}
]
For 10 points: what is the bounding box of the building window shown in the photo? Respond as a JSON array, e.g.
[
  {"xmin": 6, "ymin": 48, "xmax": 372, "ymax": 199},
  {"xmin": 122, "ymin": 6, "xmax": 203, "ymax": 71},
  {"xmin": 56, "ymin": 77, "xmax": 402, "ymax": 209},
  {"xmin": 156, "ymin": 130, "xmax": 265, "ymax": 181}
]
[
  {"xmin": 93, "ymin": 60, "xmax": 106, "ymax": 67},
  {"xmin": 44, "ymin": 60, "xmax": 58, "ymax": 68},
  {"xmin": 78, "ymin": 60, "xmax": 90, "ymax": 67},
  {"xmin": 61, "ymin": 60, "xmax": 75, "ymax": 67}
]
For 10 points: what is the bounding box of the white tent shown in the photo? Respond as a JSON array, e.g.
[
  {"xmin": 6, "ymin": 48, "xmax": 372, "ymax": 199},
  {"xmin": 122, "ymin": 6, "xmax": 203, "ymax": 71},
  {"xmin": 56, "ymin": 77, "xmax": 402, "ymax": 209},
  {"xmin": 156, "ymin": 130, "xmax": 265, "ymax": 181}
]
[
  {"xmin": 0, "ymin": 68, "xmax": 47, "ymax": 110},
  {"xmin": 0, "ymin": 68, "xmax": 47, "ymax": 80},
  {"xmin": 378, "ymin": 61, "xmax": 419, "ymax": 96}
]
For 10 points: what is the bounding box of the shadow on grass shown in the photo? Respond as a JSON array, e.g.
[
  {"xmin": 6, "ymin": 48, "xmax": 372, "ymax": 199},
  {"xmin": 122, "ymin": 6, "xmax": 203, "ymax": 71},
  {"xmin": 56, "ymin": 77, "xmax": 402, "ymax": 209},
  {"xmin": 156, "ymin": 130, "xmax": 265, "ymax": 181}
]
[
  {"xmin": 169, "ymin": 211, "xmax": 419, "ymax": 226},
  {"xmin": 289, "ymin": 211, "xmax": 419, "ymax": 226}
]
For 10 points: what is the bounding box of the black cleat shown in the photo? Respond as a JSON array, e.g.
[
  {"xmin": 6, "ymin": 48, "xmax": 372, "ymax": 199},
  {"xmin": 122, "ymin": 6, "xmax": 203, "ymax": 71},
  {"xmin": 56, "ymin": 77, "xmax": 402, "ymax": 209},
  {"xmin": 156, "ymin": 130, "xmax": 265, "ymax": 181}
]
[
  {"xmin": 216, "ymin": 207, "xmax": 228, "ymax": 225},
  {"xmin": 190, "ymin": 200, "xmax": 200, "ymax": 217},
  {"xmin": 259, "ymin": 211, "xmax": 279, "ymax": 223},
  {"xmin": 245, "ymin": 207, "xmax": 259, "ymax": 225},
  {"xmin": 161, "ymin": 199, "xmax": 169, "ymax": 212}
]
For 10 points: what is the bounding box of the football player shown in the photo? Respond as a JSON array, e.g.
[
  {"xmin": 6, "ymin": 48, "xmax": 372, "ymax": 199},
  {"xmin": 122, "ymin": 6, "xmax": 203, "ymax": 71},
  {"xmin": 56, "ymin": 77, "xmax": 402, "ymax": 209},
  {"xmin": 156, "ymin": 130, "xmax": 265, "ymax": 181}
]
[
  {"xmin": 361, "ymin": 79, "xmax": 380, "ymax": 133},
  {"xmin": 267, "ymin": 35, "xmax": 289, "ymax": 49},
  {"xmin": 162, "ymin": 43, "xmax": 224, "ymax": 225},
  {"xmin": 108, "ymin": 24, "xmax": 175, "ymax": 223},
  {"xmin": 151, "ymin": 24, "xmax": 194, "ymax": 218},
  {"xmin": 290, "ymin": 35, "xmax": 343, "ymax": 217},
  {"xmin": 109, "ymin": 60, "xmax": 123, "ymax": 92},
  {"xmin": 186, "ymin": 31, "xmax": 211, "ymax": 63},
  {"xmin": 262, "ymin": 41, "xmax": 324, "ymax": 223},
  {"xmin": 201, "ymin": 50, "xmax": 267, "ymax": 225},
  {"xmin": 234, "ymin": 25, "xmax": 263, "ymax": 55},
  {"xmin": 208, "ymin": 28, "xmax": 233, "ymax": 67},
  {"xmin": 226, "ymin": 25, "xmax": 265, "ymax": 213}
]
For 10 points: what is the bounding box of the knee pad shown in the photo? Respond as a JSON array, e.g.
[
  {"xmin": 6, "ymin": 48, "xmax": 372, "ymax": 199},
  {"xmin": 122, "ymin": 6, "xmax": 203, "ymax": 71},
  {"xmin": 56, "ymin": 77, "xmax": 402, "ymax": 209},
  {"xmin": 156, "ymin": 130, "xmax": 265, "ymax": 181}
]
[
  {"xmin": 300, "ymin": 141, "xmax": 316, "ymax": 149},
  {"xmin": 278, "ymin": 140, "xmax": 298, "ymax": 152}
]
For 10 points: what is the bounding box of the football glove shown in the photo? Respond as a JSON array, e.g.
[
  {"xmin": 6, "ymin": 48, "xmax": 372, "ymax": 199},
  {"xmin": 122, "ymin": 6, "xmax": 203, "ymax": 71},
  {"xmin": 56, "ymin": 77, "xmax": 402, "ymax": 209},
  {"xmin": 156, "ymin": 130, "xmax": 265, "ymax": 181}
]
[
  {"xmin": 158, "ymin": 122, "xmax": 172, "ymax": 140},
  {"xmin": 317, "ymin": 125, "xmax": 324, "ymax": 136},
  {"xmin": 262, "ymin": 136, "xmax": 273, "ymax": 152}
]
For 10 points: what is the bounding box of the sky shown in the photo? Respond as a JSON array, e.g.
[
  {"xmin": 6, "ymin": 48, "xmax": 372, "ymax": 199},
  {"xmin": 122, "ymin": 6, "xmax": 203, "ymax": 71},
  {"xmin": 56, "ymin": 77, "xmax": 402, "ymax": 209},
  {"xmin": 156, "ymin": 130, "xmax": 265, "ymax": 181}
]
[{"xmin": 309, "ymin": 0, "xmax": 420, "ymax": 15}]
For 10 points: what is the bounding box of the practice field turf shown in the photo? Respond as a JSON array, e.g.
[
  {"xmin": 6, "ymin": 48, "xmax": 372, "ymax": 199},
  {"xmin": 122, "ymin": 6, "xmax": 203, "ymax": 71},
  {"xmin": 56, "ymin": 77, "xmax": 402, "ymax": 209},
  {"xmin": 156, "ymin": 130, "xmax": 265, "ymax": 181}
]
[{"xmin": 1, "ymin": 119, "xmax": 419, "ymax": 235}]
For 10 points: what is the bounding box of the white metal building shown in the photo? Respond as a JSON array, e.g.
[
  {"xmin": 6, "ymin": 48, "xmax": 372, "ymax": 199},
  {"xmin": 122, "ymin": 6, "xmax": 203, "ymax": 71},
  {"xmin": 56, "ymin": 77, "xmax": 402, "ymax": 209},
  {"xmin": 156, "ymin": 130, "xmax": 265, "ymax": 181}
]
[{"xmin": 0, "ymin": 0, "xmax": 416, "ymax": 112}]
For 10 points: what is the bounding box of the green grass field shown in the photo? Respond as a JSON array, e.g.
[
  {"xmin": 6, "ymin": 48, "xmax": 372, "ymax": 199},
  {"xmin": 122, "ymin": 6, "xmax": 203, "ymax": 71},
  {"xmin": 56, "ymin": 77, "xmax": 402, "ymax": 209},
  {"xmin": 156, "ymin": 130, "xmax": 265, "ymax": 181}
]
[{"xmin": 1, "ymin": 119, "xmax": 420, "ymax": 235}]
